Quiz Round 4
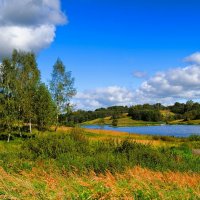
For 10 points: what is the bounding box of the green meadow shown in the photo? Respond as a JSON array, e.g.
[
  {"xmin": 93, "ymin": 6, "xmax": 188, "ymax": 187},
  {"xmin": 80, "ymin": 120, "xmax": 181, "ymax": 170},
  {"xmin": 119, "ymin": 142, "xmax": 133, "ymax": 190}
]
[
  {"xmin": 0, "ymin": 127, "xmax": 200, "ymax": 199},
  {"xmin": 81, "ymin": 115, "xmax": 163, "ymax": 127}
]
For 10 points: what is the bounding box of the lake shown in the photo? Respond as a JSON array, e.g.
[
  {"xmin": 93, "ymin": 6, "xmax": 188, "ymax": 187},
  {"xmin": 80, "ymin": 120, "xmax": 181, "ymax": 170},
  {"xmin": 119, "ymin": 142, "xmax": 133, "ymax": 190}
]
[{"xmin": 83, "ymin": 125, "xmax": 200, "ymax": 137}]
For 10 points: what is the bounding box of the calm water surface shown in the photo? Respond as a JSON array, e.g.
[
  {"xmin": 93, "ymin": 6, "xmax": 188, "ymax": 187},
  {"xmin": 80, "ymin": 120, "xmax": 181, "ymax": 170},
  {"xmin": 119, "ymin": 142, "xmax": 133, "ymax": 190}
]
[{"xmin": 83, "ymin": 125, "xmax": 200, "ymax": 137}]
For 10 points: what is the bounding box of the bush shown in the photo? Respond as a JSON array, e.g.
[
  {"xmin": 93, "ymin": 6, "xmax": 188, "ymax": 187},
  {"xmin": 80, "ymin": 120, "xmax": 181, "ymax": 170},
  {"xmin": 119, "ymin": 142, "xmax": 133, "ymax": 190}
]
[
  {"xmin": 0, "ymin": 132, "xmax": 35, "ymax": 141},
  {"xmin": 69, "ymin": 127, "xmax": 88, "ymax": 144},
  {"xmin": 152, "ymin": 135, "xmax": 176, "ymax": 142},
  {"xmin": 128, "ymin": 109, "xmax": 162, "ymax": 122},
  {"xmin": 188, "ymin": 135, "xmax": 200, "ymax": 141},
  {"xmin": 112, "ymin": 119, "xmax": 118, "ymax": 127}
]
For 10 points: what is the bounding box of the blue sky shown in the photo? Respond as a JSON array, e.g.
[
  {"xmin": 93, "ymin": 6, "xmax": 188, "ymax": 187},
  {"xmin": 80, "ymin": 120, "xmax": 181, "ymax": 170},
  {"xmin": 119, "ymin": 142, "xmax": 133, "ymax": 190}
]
[
  {"xmin": 38, "ymin": 0, "xmax": 200, "ymax": 87},
  {"xmin": 1, "ymin": 0, "xmax": 200, "ymax": 109}
]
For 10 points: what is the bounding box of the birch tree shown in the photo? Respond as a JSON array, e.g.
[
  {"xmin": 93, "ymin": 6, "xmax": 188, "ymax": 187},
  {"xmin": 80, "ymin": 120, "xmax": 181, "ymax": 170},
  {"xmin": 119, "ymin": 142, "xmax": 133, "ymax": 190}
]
[
  {"xmin": 12, "ymin": 50, "xmax": 40, "ymax": 133},
  {"xmin": 0, "ymin": 58, "xmax": 17, "ymax": 141},
  {"xmin": 50, "ymin": 59, "xmax": 76, "ymax": 131},
  {"xmin": 34, "ymin": 83, "xmax": 57, "ymax": 130}
]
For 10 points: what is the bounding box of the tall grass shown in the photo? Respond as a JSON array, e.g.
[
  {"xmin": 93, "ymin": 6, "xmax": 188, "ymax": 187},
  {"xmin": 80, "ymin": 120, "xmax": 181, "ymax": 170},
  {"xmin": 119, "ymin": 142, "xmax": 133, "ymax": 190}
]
[
  {"xmin": 0, "ymin": 164, "xmax": 199, "ymax": 200},
  {"xmin": 17, "ymin": 128, "xmax": 200, "ymax": 173},
  {"xmin": 0, "ymin": 128, "xmax": 200, "ymax": 199}
]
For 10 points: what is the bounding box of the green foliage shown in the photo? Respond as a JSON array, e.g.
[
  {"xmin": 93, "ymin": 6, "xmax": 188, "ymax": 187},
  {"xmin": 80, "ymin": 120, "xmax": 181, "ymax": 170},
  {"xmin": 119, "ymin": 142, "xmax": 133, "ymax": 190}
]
[
  {"xmin": 0, "ymin": 132, "xmax": 35, "ymax": 141},
  {"xmin": 0, "ymin": 132, "xmax": 14, "ymax": 141},
  {"xmin": 98, "ymin": 118, "xmax": 105, "ymax": 125},
  {"xmin": 0, "ymin": 57, "xmax": 18, "ymax": 133},
  {"xmin": 112, "ymin": 118, "xmax": 118, "ymax": 126},
  {"xmin": 0, "ymin": 130, "xmax": 199, "ymax": 200},
  {"xmin": 61, "ymin": 101, "xmax": 200, "ymax": 125},
  {"xmin": 60, "ymin": 106, "xmax": 128, "ymax": 125},
  {"xmin": 128, "ymin": 108, "xmax": 162, "ymax": 122},
  {"xmin": 152, "ymin": 135, "xmax": 176, "ymax": 142},
  {"xmin": 0, "ymin": 50, "xmax": 65, "ymax": 134},
  {"xmin": 170, "ymin": 101, "xmax": 200, "ymax": 120},
  {"xmin": 13, "ymin": 50, "xmax": 41, "ymax": 133},
  {"xmin": 34, "ymin": 83, "xmax": 57, "ymax": 130},
  {"xmin": 19, "ymin": 129, "xmax": 200, "ymax": 173},
  {"xmin": 69, "ymin": 127, "xmax": 88, "ymax": 143},
  {"xmin": 50, "ymin": 58, "xmax": 76, "ymax": 130},
  {"xmin": 188, "ymin": 135, "xmax": 200, "ymax": 141}
]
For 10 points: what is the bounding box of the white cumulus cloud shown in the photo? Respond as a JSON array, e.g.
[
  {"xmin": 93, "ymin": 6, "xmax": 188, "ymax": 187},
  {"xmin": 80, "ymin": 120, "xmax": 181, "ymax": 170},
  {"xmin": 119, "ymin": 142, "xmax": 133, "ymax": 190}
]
[
  {"xmin": 136, "ymin": 64, "xmax": 200, "ymax": 100},
  {"xmin": 74, "ymin": 86, "xmax": 134, "ymax": 110},
  {"xmin": 184, "ymin": 52, "xmax": 200, "ymax": 64},
  {"xmin": 73, "ymin": 52, "xmax": 200, "ymax": 110},
  {"xmin": 0, "ymin": 0, "xmax": 67, "ymax": 58}
]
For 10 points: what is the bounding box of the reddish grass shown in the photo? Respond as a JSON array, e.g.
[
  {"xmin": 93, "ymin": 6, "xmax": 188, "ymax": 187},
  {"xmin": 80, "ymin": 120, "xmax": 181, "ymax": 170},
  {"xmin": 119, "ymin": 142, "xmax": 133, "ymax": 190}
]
[{"xmin": 0, "ymin": 165, "xmax": 199, "ymax": 199}]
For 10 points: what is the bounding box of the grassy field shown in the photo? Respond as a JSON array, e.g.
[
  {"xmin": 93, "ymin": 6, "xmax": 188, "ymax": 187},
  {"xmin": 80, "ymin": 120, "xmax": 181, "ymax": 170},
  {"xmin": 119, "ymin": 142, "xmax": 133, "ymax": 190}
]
[
  {"xmin": 169, "ymin": 119, "xmax": 200, "ymax": 125},
  {"xmin": 160, "ymin": 110, "xmax": 175, "ymax": 117},
  {"xmin": 82, "ymin": 115, "xmax": 163, "ymax": 126},
  {"xmin": 1, "ymin": 163, "xmax": 199, "ymax": 199},
  {"xmin": 82, "ymin": 111, "xmax": 200, "ymax": 127},
  {"xmin": 0, "ymin": 127, "xmax": 200, "ymax": 199}
]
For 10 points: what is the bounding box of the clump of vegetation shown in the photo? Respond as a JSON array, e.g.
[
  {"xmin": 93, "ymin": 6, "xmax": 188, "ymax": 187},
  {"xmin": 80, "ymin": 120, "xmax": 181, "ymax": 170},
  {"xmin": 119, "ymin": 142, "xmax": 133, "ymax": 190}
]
[
  {"xmin": 152, "ymin": 135, "xmax": 177, "ymax": 142},
  {"xmin": 128, "ymin": 108, "xmax": 162, "ymax": 122},
  {"xmin": 188, "ymin": 135, "xmax": 200, "ymax": 141},
  {"xmin": 0, "ymin": 132, "xmax": 35, "ymax": 141},
  {"xmin": 112, "ymin": 118, "xmax": 118, "ymax": 126},
  {"xmin": 17, "ymin": 128, "xmax": 200, "ymax": 173}
]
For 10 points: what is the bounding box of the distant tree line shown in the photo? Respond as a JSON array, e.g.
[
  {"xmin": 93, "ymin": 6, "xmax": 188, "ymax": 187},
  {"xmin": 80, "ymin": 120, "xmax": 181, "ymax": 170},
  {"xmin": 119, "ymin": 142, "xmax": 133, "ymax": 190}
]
[
  {"xmin": 128, "ymin": 109, "xmax": 162, "ymax": 122},
  {"xmin": 0, "ymin": 50, "xmax": 76, "ymax": 140},
  {"xmin": 60, "ymin": 106, "xmax": 129, "ymax": 125},
  {"xmin": 61, "ymin": 101, "xmax": 200, "ymax": 125},
  {"xmin": 129, "ymin": 101, "xmax": 200, "ymax": 122},
  {"xmin": 168, "ymin": 101, "xmax": 200, "ymax": 120}
]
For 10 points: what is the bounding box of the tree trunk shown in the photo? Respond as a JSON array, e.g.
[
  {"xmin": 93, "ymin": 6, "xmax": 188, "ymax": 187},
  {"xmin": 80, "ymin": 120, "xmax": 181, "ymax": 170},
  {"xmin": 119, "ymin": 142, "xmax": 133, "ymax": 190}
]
[
  {"xmin": 19, "ymin": 127, "xmax": 22, "ymax": 137},
  {"xmin": 29, "ymin": 119, "xmax": 32, "ymax": 133},
  {"xmin": 55, "ymin": 114, "xmax": 58, "ymax": 132},
  {"xmin": 18, "ymin": 121, "xmax": 22, "ymax": 137},
  {"xmin": 7, "ymin": 134, "xmax": 11, "ymax": 143},
  {"xmin": 18, "ymin": 106, "xmax": 22, "ymax": 137}
]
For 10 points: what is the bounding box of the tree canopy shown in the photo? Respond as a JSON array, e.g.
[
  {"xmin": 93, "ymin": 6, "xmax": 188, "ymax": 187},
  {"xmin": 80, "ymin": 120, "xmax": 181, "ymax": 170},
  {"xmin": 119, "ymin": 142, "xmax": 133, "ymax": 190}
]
[
  {"xmin": 50, "ymin": 58, "xmax": 76, "ymax": 131},
  {"xmin": 0, "ymin": 50, "xmax": 76, "ymax": 139}
]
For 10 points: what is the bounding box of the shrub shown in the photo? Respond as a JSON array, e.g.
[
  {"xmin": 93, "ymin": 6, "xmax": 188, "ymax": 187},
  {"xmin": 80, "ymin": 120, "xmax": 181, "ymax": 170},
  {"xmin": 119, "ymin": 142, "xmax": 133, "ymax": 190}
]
[
  {"xmin": 69, "ymin": 127, "xmax": 88, "ymax": 144},
  {"xmin": 188, "ymin": 135, "xmax": 200, "ymax": 141},
  {"xmin": 152, "ymin": 135, "xmax": 176, "ymax": 142},
  {"xmin": 112, "ymin": 119, "xmax": 118, "ymax": 126}
]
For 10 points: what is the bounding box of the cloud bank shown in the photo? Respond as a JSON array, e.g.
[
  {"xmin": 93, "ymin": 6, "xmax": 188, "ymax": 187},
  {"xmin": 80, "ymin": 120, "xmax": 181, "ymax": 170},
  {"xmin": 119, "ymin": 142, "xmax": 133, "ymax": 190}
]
[
  {"xmin": 74, "ymin": 86, "xmax": 134, "ymax": 110},
  {"xmin": 74, "ymin": 52, "xmax": 200, "ymax": 110},
  {"xmin": 137, "ymin": 64, "xmax": 200, "ymax": 100},
  {"xmin": 184, "ymin": 52, "xmax": 200, "ymax": 64},
  {"xmin": 0, "ymin": 0, "xmax": 66, "ymax": 58}
]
